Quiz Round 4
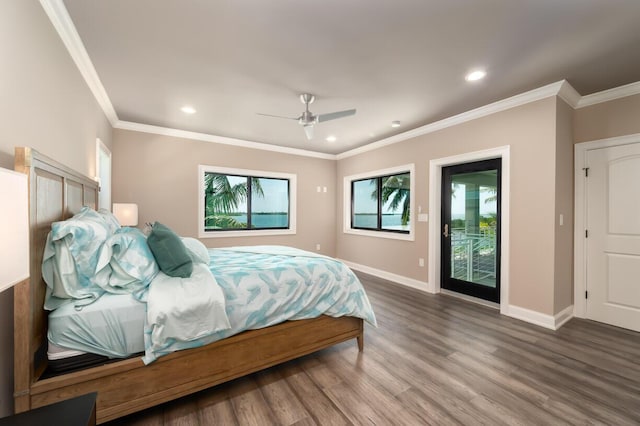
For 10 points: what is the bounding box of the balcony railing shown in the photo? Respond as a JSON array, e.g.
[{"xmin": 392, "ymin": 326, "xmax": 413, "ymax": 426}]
[{"xmin": 450, "ymin": 227, "xmax": 496, "ymax": 286}]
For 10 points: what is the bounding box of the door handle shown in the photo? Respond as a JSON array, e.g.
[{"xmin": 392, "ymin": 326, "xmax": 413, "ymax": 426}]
[{"xmin": 443, "ymin": 223, "xmax": 449, "ymax": 238}]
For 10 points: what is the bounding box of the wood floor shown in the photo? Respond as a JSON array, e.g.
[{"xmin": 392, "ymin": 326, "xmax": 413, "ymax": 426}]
[{"xmin": 106, "ymin": 272, "xmax": 640, "ymax": 425}]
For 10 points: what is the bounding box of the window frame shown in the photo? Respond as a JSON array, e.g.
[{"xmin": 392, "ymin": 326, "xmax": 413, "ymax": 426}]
[
  {"xmin": 343, "ymin": 164, "xmax": 415, "ymax": 241},
  {"xmin": 198, "ymin": 165, "xmax": 296, "ymax": 238}
]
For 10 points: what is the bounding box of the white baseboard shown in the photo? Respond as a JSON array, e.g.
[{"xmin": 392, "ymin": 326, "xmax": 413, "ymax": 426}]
[
  {"xmin": 506, "ymin": 305, "xmax": 556, "ymax": 329},
  {"xmin": 339, "ymin": 259, "xmax": 432, "ymax": 294},
  {"xmin": 506, "ymin": 304, "xmax": 574, "ymax": 330},
  {"xmin": 341, "ymin": 259, "xmax": 575, "ymax": 331},
  {"xmin": 554, "ymin": 304, "xmax": 575, "ymax": 329}
]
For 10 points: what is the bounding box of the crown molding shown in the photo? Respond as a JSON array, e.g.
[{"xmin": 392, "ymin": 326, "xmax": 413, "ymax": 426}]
[
  {"xmin": 39, "ymin": 0, "xmax": 118, "ymax": 126},
  {"xmin": 576, "ymin": 81, "xmax": 640, "ymax": 109},
  {"xmin": 114, "ymin": 121, "xmax": 337, "ymax": 160},
  {"xmin": 337, "ymin": 81, "xmax": 566, "ymax": 159},
  {"xmin": 557, "ymin": 80, "xmax": 581, "ymax": 108}
]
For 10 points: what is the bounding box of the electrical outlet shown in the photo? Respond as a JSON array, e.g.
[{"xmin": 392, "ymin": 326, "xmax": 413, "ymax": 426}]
[
  {"xmin": 316, "ymin": 244, "xmax": 321, "ymax": 251},
  {"xmin": 419, "ymin": 258, "xmax": 424, "ymax": 267}
]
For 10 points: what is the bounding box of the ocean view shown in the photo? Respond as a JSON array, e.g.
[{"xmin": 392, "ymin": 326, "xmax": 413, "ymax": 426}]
[
  {"xmin": 208, "ymin": 213, "xmax": 289, "ymax": 229},
  {"xmin": 353, "ymin": 214, "xmax": 407, "ymax": 229},
  {"xmin": 206, "ymin": 213, "xmax": 408, "ymax": 230}
]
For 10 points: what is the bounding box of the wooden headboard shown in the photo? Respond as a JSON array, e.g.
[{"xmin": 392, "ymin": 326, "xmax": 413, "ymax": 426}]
[{"xmin": 13, "ymin": 147, "xmax": 99, "ymax": 411}]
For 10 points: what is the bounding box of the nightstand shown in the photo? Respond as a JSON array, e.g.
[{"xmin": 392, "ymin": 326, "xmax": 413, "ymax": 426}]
[{"xmin": 0, "ymin": 393, "xmax": 96, "ymax": 426}]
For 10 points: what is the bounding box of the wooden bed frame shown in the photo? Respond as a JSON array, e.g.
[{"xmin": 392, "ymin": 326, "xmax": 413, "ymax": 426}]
[{"xmin": 13, "ymin": 147, "xmax": 364, "ymax": 423}]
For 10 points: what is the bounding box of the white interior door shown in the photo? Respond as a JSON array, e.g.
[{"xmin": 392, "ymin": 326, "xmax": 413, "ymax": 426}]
[
  {"xmin": 96, "ymin": 138, "xmax": 111, "ymax": 211},
  {"xmin": 586, "ymin": 143, "xmax": 640, "ymax": 332}
]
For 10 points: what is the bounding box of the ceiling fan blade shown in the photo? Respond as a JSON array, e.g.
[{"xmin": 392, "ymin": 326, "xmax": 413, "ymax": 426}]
[
  {"xmin": 317, "ymin": 109, "xmax": 356, "ymax": 123},
  {"xmin": 256, "ymin": 112, "xmax": 298, "ymax": 120},
  {"xmin": 303, "ymin": 124, "xmax": 314, "ymax": 140}
]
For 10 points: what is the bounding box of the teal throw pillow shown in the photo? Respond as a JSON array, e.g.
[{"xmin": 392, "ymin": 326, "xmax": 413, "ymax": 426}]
[{"xmin": 147, "ymin": 222, "xmax": 193, "ymax": 278}]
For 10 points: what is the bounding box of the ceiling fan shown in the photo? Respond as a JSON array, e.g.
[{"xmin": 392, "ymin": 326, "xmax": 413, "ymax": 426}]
[{"xmin": 257, "ymin": 94, "xmax": 356, "ymax": 140}]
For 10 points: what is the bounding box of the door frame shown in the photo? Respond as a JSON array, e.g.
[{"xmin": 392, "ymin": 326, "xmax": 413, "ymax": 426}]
[
  {"xmin": 574, "ymin": 133, "xmax": 640, "ymax": 319},
  {"xmin": 429, "ymin": 146, "xmax": 511, "ymax": 314},
  {"xmin": 96, "ymin": 138, "xmax": 112, "ymax": 211},
  {"xmin": 441, "ymin": 158, "xmax": 502, "ymax": 303}
]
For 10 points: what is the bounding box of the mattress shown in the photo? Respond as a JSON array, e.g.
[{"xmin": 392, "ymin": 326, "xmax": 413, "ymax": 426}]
[
  {"xmin": 47, "ymin": 292, "xmax": 146, "ymax": 361},
  {"xmin": 45, "ymin": 342, "xmax": 111, "ymax": 376}
]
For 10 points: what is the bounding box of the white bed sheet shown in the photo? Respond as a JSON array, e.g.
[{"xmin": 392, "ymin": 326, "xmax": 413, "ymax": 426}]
[{"xmin": 47, "ymin": 292, "xmax": 145, "ymax": 359}]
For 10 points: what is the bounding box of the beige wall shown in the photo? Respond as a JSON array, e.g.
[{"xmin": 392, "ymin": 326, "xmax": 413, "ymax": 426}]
[
  {"xmin": 574, "ymin": 93, "xmax": 640, "ymax": 143},
  {"xmin": 0, "ymin": 3, "xmax": 112, "ymax": 174},
  {"xmin": 337, "ymin": 97, "xmax": 562, "ymax": 315},
  {"xmin": 112, "ymin": 129, "xmax": 336, "ymax": 254},
  {"xmin": 0, "ymin": 0, "xmax": 113, "ymax": 417},
  {"xmin": 554, "ymin": 99, "xmax": 575, "ymax": 313}
]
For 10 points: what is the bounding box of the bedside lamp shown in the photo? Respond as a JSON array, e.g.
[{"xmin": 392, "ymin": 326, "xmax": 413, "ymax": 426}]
[
  {"xmin": 0, "ymin": 167, "xmax": 29, "ymax": 293},
  {"xmin": 113, "ymin": 203, "xmax": 139, "ymax": 227}
]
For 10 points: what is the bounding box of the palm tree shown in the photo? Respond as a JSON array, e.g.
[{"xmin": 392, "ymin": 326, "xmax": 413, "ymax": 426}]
[
  {"xmin": 204, "ymin": 174, "xmax": 264, "ymax": 229},
  {"xmin": 482, "ymin": 186, "xmax": 497, "ymax": 204},
  {"xmin": 371, "ymin": 173, "xmax": 411, "ymax": 226}
]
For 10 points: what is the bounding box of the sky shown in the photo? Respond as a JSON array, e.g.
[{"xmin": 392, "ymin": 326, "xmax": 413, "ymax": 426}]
[
  {"xmin": 227, "ymin": 175, "xmax": 497, "ymax": 217},
  {"xmin": 353, "ymin": 179, "xmax": 497, "ymax": 217},
  {"xmin": 452, "ymin": 184, "xmax": 497, "ymax": 218},
  {"xmin": 227, "ymin": 175, "xmax": 289, "ymax": 213},
  {"xmin": 353, "ymin": 179, "xmax": 380, "ymax": 214}
]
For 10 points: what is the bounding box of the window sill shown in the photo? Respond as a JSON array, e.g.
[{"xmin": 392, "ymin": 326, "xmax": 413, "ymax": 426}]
[
  {"xmin": 199, "ymin": 228, "xmax": 296, "ymax": 238},
  {"xmin": 343, "ymin": 228, "xmax": 414, "ymax": 241}
]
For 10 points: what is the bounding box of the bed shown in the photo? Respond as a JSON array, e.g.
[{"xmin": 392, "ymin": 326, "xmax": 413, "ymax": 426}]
[{"xmin": 13, "ymin": 147, "xmax": 372, "ymax": 423}]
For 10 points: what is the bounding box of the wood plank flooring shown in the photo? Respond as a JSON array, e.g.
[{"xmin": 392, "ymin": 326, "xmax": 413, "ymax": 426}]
[{"xmin": 105, "ymin": 272, "xmax": 640, "ymax": 425}]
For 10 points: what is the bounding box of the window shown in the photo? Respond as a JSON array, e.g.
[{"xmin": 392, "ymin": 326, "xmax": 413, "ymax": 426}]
[
  {"xmin": 198, "ymin": 165, "xmax": 296, "ymax": 238},
  {"xmin": 344, "ymin": 164, "xmax": 414, "ymax": 241},
  {"xmin": 352, "ymin": 172, "xmax": 411, "ymax": 233}
]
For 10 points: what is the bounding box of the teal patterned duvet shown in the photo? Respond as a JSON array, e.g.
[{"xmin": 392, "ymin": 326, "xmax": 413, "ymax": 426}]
[{"xmin": 142, "ymin": 245, "xmax": 376, "ymax": 363}]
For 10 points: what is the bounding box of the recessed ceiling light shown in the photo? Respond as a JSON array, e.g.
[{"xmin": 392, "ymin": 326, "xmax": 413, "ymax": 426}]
[
  {"xmin": 465, "ymin": 70, "xmax": 486, "ymax": 82},
  {"xmin": 181, "ymin": 105, "xmax": 196, "ymax": 114},
  {"xmin": 391, "ymin": 120, "xmax": 401, "ymax": 128},
  {"xmin": 326, "ymin": 135, "xmax": 337, "ymax": 142}
]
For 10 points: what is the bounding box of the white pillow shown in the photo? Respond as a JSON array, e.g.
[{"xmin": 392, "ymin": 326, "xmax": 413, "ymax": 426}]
[
  {"xmin": 42, "ymin": 207, "xmax": 112, "ymax": 309},
  {"xmin": 181, "ymin": 237, "xmax": 210, "ymax": 265},
  {"xmin": 95, "ymin": 227, "xmax": 159, "ymax": 297}
]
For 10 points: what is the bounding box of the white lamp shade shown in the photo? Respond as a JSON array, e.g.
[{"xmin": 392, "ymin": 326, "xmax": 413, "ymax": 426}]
[
  {"xmin": 0, "ymin": 168, "xmax": 29, "ymax": 293},
  {"xmin": 113, "ymin": 203, "xmax": 138, "ymax": 226}
]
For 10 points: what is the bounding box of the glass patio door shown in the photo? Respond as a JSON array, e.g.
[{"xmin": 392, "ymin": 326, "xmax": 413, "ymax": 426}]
[{"xmin": 441, "ymin": 159, "xmax": 501, "ymax": 303}]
